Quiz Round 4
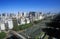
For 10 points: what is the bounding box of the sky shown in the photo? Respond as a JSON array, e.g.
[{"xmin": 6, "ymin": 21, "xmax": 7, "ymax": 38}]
[{"xmin": 0, "ymin": 0, "xmax": 60, "ymax": 13}]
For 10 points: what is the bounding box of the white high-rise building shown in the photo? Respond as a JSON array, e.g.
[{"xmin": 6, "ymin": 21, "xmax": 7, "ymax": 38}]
[
  {"xmin": 7, "ymin": 19, "xmax": 13, "ymax": 29},
  {"xmin": 20, "ymin": 17, "xmax": 25, "ymax": 24},
  {"xmin": 0, "ymin": 23, "xmax": 5, "ymax": 30},
  {"xmin": 26, "ymin": 18, "xmax": 30, "ymax": 23},
  {"xmin": 38, "ymin": 15, "xmax": 45, "ymax": 20}
]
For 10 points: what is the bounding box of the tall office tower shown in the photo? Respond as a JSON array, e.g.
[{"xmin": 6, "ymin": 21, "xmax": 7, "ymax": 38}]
[
  {"xmin": 2, "ymin": 13, "xmax": 5, "ymax": 16},
  {"xmin": 29, "ymin": 11, "xmax": 36, "ymax": 22},
  {"xmin": 34, "ymin": 12, "xmax": 38, "ymax": 20},
  {"xmin": 23, "ymin": 12, "xmax": 27, "ymax": 17},
  {"xmin": 17, "ymin": 12, "xmax": 21, "ymax": 19},
  {"xmin": 29, "ymin": 12, "xmax": 36, "ymax": 17},
  {"xmin": 22, "ymin": 12, "xmax": 24, "ymax": 16},
  {"xmin": 26, "ymin": 13, "xmax": 29, "ymax": 18}
]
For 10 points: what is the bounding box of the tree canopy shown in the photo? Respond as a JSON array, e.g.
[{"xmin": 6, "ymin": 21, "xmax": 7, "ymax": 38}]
[{"xmin": 0, "ymin": 32, "xmax": 6, "ymax": 39}]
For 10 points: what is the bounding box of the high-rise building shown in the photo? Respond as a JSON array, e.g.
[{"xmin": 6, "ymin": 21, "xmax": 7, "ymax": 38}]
[
  {"xmin": 0, "ymin": 22, "xmax": 5, "ymax": 31},
  {"xmin": 7, "ymin": 19, "xmax": 13, "ymax": 29}
]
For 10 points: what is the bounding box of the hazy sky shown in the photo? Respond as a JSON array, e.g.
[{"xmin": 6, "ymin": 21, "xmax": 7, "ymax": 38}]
[{"xmin": 0, "ymin": 0, "xmax": 60, "ymax": 13}]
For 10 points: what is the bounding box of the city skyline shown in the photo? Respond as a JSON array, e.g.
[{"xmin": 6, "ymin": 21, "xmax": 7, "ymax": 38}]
[{"xmin": 0, "ymin": 0, "xmax": 60, "ymax": 13}]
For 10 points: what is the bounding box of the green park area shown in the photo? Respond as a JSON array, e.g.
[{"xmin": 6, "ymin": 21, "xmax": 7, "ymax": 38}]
[
  {"xmin": 12, "ymin": 18, "xmax": 42, "ymax": 31},
  {"xmin": 0, "ymin": 32, "xmax": 6, "ymax": 39},
  {"xmin": 13, "ymin": 23, "xmax": 33, "ymax": 31},
  {"xmin": 18, "ymin": 23, "xmax": 33, "ymax": 30},
  {"xmin": 12, "ymin": 19, "xmax": 42, "ymax": 31},
  {"xmin": 12, "ymin": 18, "xmax": 33, "ymax": 31}
]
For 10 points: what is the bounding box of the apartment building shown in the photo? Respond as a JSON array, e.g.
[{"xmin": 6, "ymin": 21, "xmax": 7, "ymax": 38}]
[
  {"xmin": 7, "ymin": 19, "xmax": 13, "ymax": 29},
  {"xmin": 0, "ymin": 12, "xmax": 46, "ymax": 32},
  {"xmin": 0, "ymin": 15, "xmax": 14, "ymax": 32},
  {"xmin": 0, "ymin": 22, "xmax": 5, "ymax": 31}
]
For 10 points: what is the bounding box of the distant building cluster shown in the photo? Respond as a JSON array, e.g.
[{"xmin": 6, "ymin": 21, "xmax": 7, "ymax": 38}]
[{"xmin": 0, "ymin": 12, "xmax": 51, "ymax": 32}]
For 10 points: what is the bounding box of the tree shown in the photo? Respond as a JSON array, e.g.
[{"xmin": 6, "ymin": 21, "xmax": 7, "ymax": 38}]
[
  {"xmin": 0, "ymin": 32, "xmax": 6, "ymax": 39},
  {"xmin": 19, "ymin": 23, "xmax": 33, "ymax": 30},
  {"xmin": 33, "ymin": 20, "xmax": 40, "ymax": 24},
  {"xmin": 12, "ymin": 18, "xmax": 19, "ymax": 31},
  {"xmin": 42, "ymin": 13, "xmax": 60, "ymax": 39}
]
